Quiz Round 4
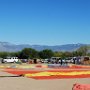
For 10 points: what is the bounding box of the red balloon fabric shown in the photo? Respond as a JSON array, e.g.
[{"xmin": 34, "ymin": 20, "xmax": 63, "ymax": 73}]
[{"xmin": 73, "ymin": 83, "xmax": 90, "ymax": 90}]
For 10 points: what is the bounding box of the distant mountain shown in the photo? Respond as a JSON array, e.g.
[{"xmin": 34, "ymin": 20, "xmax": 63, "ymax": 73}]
[{"xmin": 0, "ymin": 42, "xmax": 87, "ymax": 52}]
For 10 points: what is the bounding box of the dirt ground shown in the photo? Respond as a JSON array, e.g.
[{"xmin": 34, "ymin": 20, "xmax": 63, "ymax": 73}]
[{"xmin": 0, "ymin": 71, "xmax": 90, "ymax": 90}]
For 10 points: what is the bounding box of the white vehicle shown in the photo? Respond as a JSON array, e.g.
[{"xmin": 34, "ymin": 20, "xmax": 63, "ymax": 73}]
[{"xmin": 3, "ymin": 57, "xmax": 19, "ymax": 63}]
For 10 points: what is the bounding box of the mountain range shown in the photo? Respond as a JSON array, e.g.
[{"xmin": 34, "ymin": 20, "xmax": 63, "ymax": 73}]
[{"xmin": 0, "ymin": 42, "xmax": 87, "ymax": 52}]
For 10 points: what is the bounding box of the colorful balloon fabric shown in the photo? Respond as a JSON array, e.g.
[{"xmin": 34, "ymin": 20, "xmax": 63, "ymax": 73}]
[
  {"xmin": 25, "ymin": 71, "xmax": 90, "ymax": 77},
  {"xmin": 3, "ymin": 64, "xmax": 90, "ymax": 80}
]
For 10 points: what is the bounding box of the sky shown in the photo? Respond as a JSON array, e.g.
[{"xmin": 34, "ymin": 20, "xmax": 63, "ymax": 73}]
[{"xmin": 0, "ymin": 0, "xmax": 90, "ymax": 45}]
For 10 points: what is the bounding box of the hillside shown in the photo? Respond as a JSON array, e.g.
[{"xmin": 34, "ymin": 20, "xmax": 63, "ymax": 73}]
[{"xmin": 0, "ymin": 42, "xmax": 87, "ymax": 52}]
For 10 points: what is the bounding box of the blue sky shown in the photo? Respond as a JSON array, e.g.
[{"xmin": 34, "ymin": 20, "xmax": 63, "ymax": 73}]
[{"xmin": 0, "ymin": 0, "xmax": 90, "ymax": 45}]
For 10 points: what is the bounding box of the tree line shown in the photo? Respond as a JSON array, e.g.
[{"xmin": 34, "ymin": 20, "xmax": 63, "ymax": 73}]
[{"xmin": 0, "ymin": 45, "xmax": 89, "ymax": 59}]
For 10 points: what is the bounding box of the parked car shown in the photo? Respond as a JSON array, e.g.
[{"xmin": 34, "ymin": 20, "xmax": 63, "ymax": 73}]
[{"xmin": 3, "ymin": 57, "xmax": 19, "ymax": 63}]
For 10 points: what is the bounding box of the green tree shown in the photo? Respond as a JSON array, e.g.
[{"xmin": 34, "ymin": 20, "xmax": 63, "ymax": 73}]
[
  {"xmin": 0, "ymin": 52, "xmax": 9, "ymax": 58},
  {"xmin": 77, "ymin": 46, "xmax": 88, "ymax": 56},
  {"xmin": 64, "ymin": 52, "xmax": 73, "ymax": 57},
  {"xmin": 87, "ymin": 53, "xmax": 90, "ymax": 56},
  {"xmin": 39, "ymin": 49, "xmax": 54, "ymax": 59},
  {"xmin": 19, "ymin": 48, "xmax": 38, "ymax": 59},
  {"xmin": 72, "ymin": 51, "xmax": 83, "ymax": 57},
  {"xmin": 54, "ymin": 51, "xmax": 62, "ymax": 57},
  {"xmin": 59, "ymin": 52, "xmax": 73, "ymax": 59}
]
